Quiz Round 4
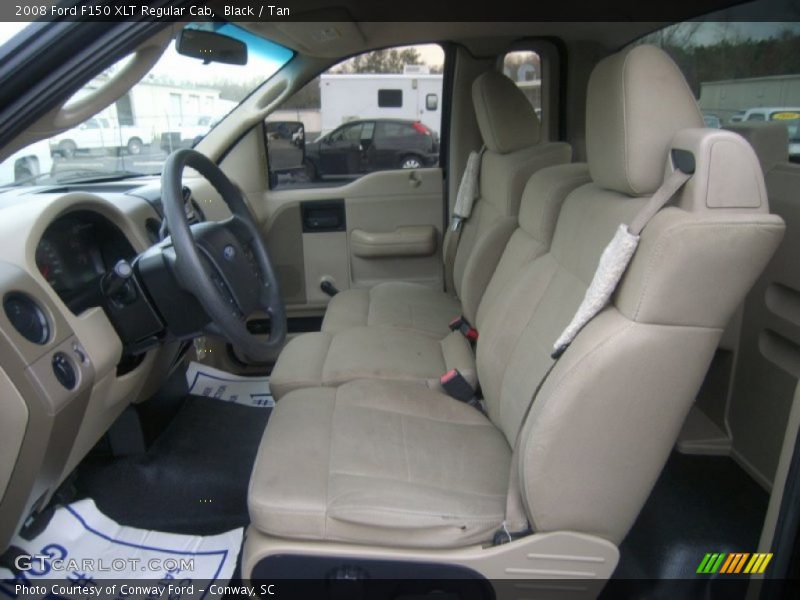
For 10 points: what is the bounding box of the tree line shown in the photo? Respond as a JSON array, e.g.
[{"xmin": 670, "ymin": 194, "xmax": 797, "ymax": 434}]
[{"xmin": 643, "ymin": 26, "xmax": 800, "ymax": 97}]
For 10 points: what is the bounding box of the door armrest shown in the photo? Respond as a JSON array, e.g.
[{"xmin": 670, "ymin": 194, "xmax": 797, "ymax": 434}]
[{"xmin": 350, "ymin": 226, "xmax": 437, "ymax": 258}]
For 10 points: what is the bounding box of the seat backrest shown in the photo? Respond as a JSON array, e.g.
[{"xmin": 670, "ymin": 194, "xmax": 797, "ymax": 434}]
[
  {"xmin": 473, "ymin": 162, "xmax": 591, "ymax": 331},
  {"xmin": 724, "ymin": 122, "xmax": 800, "ymax": 489},
  {"xmin": 726, "ymin": 121, "xmax": 790, "ymax": 174},
  {"xmin": 476, "ymin": 45, "xmax": 785, "ymax": 544},
  {"xmin": 454, "ymin": 70, "xmax": 572, "ymax": 323}
]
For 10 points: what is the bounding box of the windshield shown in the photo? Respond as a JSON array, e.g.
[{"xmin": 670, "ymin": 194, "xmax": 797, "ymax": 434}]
[{"xmin": 0, "ymin": 22, "xmax": 293, "ymax": 187}]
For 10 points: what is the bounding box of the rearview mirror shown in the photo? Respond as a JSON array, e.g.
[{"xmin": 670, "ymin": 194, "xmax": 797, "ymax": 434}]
[{"xmin": 176, "ymin": 29, "xmax": 247, "ymax": 65}]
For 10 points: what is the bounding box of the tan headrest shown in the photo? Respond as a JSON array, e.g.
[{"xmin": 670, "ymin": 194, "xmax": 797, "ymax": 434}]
[
  {"xmin": 671, "ymin": 128, "xmax": 769, "ymax": 214},
  {"xmin": 586, "ymin": 45, "xmax": 703, "ymax": 196},
  {"xmin": 725, "ymin": 122, "xmax": 789, "ymax": 173},
  {"xmin": 472, "ymin": 70, "xmax": 541, "ymax": 154}
]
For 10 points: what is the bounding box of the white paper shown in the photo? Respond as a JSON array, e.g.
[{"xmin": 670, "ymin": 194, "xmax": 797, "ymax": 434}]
[
  {"xmin": 186, "ymin": 361, "xmax": 273, "ymax": 408},
  {"xmin": 0, "ymin": 499, "xmax": 243, "ymax": 599}
]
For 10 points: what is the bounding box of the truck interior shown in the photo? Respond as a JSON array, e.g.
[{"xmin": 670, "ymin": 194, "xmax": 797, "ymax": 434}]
[{"xmin": 0, "ymin": 1, "xmax": 799, "ymax": 597}]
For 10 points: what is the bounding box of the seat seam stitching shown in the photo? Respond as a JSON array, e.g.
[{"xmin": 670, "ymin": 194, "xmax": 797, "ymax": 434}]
[
  {"xmin": 495, "ymin": 262, "xmax": 560, "ymax": 430},
  {"xmin": 323, "ymin": 387, "xmax": 338, "ymax": 538},
  {"xmin": 328, "ymin": 506, "xmax": 505, "ymax": 523},
  {"xmin": 400, "ymin": 415, "xmax": 411, "ymax": 483},
  {"xmin": 328, "ymin": 470, "xmax": 507, "ymax": 499},
  {"xmin": 339, "ymin": 404, "xmax": 493, "ymax": 427},
  {"xmin": 528, "ymin": 171, "xmax": 590, "ymax": 243}
]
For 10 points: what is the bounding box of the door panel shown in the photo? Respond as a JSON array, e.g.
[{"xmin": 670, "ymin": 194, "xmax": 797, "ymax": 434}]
[
  {"xmin": 345, "ymin": 169, "xmax": 442, "ymax": 288},
  {"xmin": 262, "ymin": 167, "xmax": 444, "ymax": 317},
  {"xmin": 258, "ymin": 43, "xmax": 447, "ymax": 319}
]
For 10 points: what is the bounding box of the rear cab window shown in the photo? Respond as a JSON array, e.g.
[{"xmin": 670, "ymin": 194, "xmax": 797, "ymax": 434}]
[
  {"xmin": 633, "ymin": 22, "xmax": 800, "ymax": 163},
  {"xmin": 501, "ymin": 50, "xmax": 542, "ymax": 118},
  {"xmin": 265, "ymin": 44, "xmax": 444, "ymax": 189}
]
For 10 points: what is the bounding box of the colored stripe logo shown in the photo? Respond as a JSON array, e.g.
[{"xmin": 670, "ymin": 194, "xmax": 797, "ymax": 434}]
[{"xmin": 697, "ymin": 552, "xmax": 773, "ymax": 574}]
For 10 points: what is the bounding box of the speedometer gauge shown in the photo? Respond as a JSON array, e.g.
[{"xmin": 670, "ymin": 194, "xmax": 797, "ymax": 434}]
[{"xmin": 35, "ymin": 238, "xmax": 67, "ymax": 291}]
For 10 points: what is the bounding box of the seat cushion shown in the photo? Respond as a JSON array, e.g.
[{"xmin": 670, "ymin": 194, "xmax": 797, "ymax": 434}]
[
  {"xmin": 269, "ymin": 328, "xmax": 477, "ymax": 400},
  {"xmin": 248, "ymin": 379, "xmax": 511, "ymax": 548},
  {"xmin": 322, "ymin": 282, "xmax": 461, "ymax": 338}
]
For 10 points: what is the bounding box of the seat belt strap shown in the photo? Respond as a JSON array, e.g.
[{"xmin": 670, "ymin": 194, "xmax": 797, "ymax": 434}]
[
  {"xmin": 442, "ymin": 147, "xmax": 485, "ymax": 292},
  {"xmin": 551, "ymin": 168, "xmax": 692, "ymax": 359},
  {"xmin": 497, "ymin": 359, "xmax": 558, "ymax": 543}
]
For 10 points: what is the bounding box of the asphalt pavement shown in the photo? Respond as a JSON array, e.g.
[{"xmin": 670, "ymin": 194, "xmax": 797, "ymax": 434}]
[{"xmin": 51, "ymin": 144, "xmax": 168, "ymax": 179}]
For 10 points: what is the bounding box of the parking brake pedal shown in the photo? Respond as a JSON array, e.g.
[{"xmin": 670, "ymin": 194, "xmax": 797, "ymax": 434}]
[{"xmin": 19, "ymin": 505, "xmax": 55, "ymax": 541}]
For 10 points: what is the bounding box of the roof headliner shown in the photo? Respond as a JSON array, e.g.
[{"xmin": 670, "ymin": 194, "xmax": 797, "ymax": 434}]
[{"xmin": 225, "ymin": 0, "xmax": 755, "ymax": 60}]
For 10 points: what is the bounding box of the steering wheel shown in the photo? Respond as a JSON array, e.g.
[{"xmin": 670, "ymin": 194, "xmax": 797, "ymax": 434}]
[{"xmin": 161, "ymin": 149, "xmax": 286, "ymax": 362}]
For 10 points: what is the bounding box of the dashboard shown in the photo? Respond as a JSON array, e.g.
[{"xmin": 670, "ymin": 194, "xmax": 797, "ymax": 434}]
[
  {"xmin": 0, "ymin": 176, "xmax": 228, "ymax": 552},
  {"xmin": 35, "ymin": 211, "xmax": 137, "ymax": 315}
]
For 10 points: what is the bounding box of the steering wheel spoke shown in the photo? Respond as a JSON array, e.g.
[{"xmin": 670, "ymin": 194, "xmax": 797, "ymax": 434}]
[{"xmin": 160, "ymin": 149, "xmax": 286, "ymax": 362}]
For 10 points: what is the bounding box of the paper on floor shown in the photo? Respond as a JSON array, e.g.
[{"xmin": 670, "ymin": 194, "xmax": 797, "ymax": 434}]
[
  {"xmin": 186, "ymin": 361, "xmax": 273, "ymax": 408},
  {"xmin": 0, "ymin": 499, "xmax": 242, "ymax": 599}
]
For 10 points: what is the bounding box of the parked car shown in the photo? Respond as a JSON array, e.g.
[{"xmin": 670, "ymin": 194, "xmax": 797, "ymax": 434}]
[
  {"xmin": 0, "ymin": 139, "xmax": 53, "ymax": 185},
  {"xmin": 304, "ymin": 118, "xmax": 438, "ymax": 179},
  {"xmin": 729, "ymin": 110, "xmax": 746, "ymax": 123},
  {"xmin": 160, "ymin": 115, "xmax": 219, "ymax": 152},
  {"xmin": 738, "ymin": 106, "xmax": 800, "ymax": 123},
  {"xmin": 736, "ymin": 107, "xmax": 800, "ymax": 158},
  {"xmin": 786, "ymin": 119, "xmax": 800, "ymax": 158},
  {"xmin": 702, "ymin": 114, "xmax": 722, "ymax": 128},
  {"xmin": 50, "ymin": 116, "xmax": 151, "ymax": 157}
]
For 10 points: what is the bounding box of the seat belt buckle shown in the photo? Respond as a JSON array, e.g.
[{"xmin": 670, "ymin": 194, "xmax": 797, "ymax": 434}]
[
  {"xmin": 449, "ymin": 316, "xmax": 465, "ymax": 331},
  {"xmin": 450, "ymin": 215, "xmax": 464, "ymax": 233},
  {"xmin": 449, "ymin": 315, "xmax": 479, "ymax": 342},
  {"xmin": 440, "ymin": 369, "xmax": 475, "ymax": 403}
]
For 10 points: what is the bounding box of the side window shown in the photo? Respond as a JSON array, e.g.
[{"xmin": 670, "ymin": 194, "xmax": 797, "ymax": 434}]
[
  {"xmin": 378, "ymin": 89, "xmax": 403, "ymax": 107},
  {"xmin": 266, "ymin": 44, "xmax": 444, "ymax": 189},
  {"xmin": 361, "ymin": 122, "xmax": 375, "ymax": 140},
  {"xmin": 501, "ymin": 50, "xmax": 542, "ymax": 118},
  {"xmin": 634, "ymin": 22, "xmax": 800, "ymax": 163},
  {"xmin": 377, "ymin": 121, "xmax": 407, "ymax": 139},
  {"xmin": 330, "ymin": 123, "xmax": 362, "ymax": 143}
]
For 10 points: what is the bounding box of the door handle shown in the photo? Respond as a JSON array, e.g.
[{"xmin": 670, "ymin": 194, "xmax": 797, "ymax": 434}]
[{"xmin": 409, "ymin": 171, "xmax": 421, "ymax": 188}]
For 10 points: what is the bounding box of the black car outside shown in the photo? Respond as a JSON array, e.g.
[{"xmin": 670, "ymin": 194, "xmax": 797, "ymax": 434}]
[{"xmin": 304, "ymin": 118, "xmax": 439, "ymax": 180}]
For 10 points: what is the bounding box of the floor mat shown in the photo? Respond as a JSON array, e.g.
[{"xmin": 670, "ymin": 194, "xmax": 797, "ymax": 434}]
[
  {"xmin": 614, "ymin": 452, "xmax": 769, "ymax": 580},
  {"xmin": 186, "ymin": 362, "xmax": 273, "ymax": 408},
  {"xmin": 0, "ymin": 499, "xmax": 241, "ymax": 599},
  {"xmin": 75, "ymin": 396, "xmax": 270, "ymax": 536}
]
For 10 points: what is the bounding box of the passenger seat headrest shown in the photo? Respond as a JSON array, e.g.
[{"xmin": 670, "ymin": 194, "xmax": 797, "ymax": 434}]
[
  {"xmin": 587, "ymin": 44, "xmax": 704, "ymax": 197},
  {"xmin": 724, "ymin": 122, "xmax": 789, "ymax": 173},
  {"xmin": 472, "ymin": 70, "xmax": 541, "ymax": 154},
  {"xmin": 671, "ymin": 128, "xmax": 769, "ymax": 214}
]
